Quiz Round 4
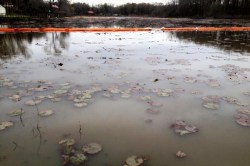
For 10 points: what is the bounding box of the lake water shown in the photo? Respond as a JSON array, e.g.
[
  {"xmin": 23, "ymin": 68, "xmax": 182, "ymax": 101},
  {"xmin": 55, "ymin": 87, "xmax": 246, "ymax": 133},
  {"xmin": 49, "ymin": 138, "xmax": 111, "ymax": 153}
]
[{"xmin": 0, "ymin": 30, "xmax": 250, "ymax": 166}]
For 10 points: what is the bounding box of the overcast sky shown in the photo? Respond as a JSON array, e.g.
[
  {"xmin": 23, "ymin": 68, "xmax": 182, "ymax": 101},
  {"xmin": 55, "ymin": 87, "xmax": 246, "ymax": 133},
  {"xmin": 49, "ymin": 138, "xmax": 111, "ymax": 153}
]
[{"xmin": 71, "ymin": 0, "xmax": 169, "ymax": 6}]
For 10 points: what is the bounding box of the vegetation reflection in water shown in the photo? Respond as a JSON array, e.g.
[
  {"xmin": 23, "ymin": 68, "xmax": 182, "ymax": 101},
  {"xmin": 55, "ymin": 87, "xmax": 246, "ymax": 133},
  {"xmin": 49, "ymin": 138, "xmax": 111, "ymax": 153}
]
[{"xmin": 0, "ymin": 31, "xmax": 250, "ymax": 166}]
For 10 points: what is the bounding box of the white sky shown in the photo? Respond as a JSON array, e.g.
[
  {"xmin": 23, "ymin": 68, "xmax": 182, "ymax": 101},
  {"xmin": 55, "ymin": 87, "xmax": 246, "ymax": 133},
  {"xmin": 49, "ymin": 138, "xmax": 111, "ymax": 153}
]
[{"xmin": 70, "ymin": 0, "xmax": 169, "ymax": 6}]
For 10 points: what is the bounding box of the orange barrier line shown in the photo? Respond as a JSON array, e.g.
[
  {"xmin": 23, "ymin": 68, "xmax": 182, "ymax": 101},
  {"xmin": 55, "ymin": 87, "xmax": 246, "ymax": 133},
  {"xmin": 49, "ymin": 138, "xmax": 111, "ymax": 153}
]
[
  {"xmin": 0, "ymin": 27, "xmax": 249, "ymax": 32},
  {"xmin": 161, "ymin": 27, "xmax": 250, "ymax": 31}
]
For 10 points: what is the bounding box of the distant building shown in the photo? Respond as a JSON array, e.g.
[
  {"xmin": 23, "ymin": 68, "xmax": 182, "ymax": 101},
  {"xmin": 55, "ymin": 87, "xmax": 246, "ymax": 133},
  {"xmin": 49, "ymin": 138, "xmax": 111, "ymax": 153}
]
[{"xmin": 0, "ymin": 5, "xmax": 6, "ymax": 16}]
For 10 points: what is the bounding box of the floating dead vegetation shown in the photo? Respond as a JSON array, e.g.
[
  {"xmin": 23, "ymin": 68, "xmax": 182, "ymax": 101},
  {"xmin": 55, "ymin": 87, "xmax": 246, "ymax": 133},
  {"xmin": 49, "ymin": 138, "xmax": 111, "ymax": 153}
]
[
  {"xmin": 59, "ymin": 138, "xmax": 76, "ymax": 146},
  {"xmin": 123, "ymin": 155, "xmax": 149, "ymax": 166},
  {"xmin": 8, "ymin": 109, "xmax": 24, "ymax": 116},
  {"xmin": 243, "ymin": 92, "xmax": 250, "ymax": 96},
  {"xmin": 171, "ymin": 120, "xmax": 199, "ymax": 136},
  {"xmin": 82, "ymin": 143, "xmax": 102, "ymax": 154},
  {"xmin": 206, "ymin": 79, "xmax": 220, "ymax": 87},
  {"xmin": 202, "ymin": 95, "xmax": 221, "ymax": 103},
  {"xmin": 157, "ymin": 89, "xmax": 174, "ymax": 97},
  {"xmin": 140, "ymin": 95, "xmax": 151, "ymax": 101},
  {"xmin": 234, "ymin": 113, "xmax": 250, "ymax": 127},
  {"xmin": 107, "ymin": 72, "xmax": 128, "ymax": 79},
  {"xmin": 54, "ymin": 89, "xmax": 68, "ymax": 96},
  {"xmin": 221, "ymin": 96, "xmax": 247, "ymax": 106},
  {"xmin": 0, "ymin": 121, "xmax": 14, "ymax": 131},
  {"xmin": 74, "ymin": 102, "xmax": 88, "ymax": 108},
  {"xmin": 236, "ymin": 108, "xmax": 250, "ymax": 115},
  {"xmin": 145, "ymin": 57, "xmax": 165, "ymax": 65},
  {"xmin": 147, "ymin": 101, "xmax": 163, "ymax": 107},
  {"xmin": 108, "ymin": 86, "xmax": 120, "ymax": 94},
  {"xmin": 184, "ymin": 76, "xmax": 197, "ymax": 84},
  {"xmin": 172, "ymin": 59, "xmax": 191, "ymax": 66},
  {"xmin": 38, "ymin": 109, "xmax": 54, "ymax": 117},
  {"xmin": 219, "ymin": 64, "xmax": 248, "ymax": 83},
  {"xmin": 25, "ymin": 99, "xmax": 42, "ymax": 106},
  {"xmin": 176, "ymin": 150, "xmax": 187, "ymax": 158},
  {"xmin": 190, "ymin": 90, "xmax": 203, "ymax": 95},
  {"xmin": 202, "ymin": 102, "xmax": 220, "ymax": 110},
  {"xmin": 9, "ymin": 94, "xmax": 21, "ymax": 102},
  {"xmin": 145, "ymin": 108, "xmax": 160, "ymax": 114},
  {"xmin": 59, "ymin": 138, "xmax": 102, "ymax": 166},
  {"xmin": 121, "ymin": 92, "xmax": 131, "ymax": 99}
]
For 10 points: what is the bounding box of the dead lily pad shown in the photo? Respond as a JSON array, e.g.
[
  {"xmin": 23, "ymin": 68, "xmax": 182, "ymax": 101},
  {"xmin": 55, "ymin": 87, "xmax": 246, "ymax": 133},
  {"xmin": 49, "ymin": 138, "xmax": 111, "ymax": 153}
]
[
  {"xmin": 25, "ymin": 99, "xmax": 42, "ymax": 106},
  {"xmin": 8, "ymin": 109, "xmax": 24, "ymax": 116},
  {"xmin": 0, "ymin": 121, "xmax": 14, "ymax": 131},
  {"xmin": 171, "ymin": 120, "xmax": 199, "ymax": 136},
  {"xmin": 38, "ymin": 109, "xmax": 54, "ymax": 117},
  {"xmin": 69, "ymin": 153, "xmax": 87, "ymax": 166},
  {"xmin": 202, "ymin": 95, "xmax": 220, "ymax": 103},
  {"xmin": 146, "ymin": 108, "xmax": 160, "ymax": 114},
  {"xmin": 237, "ymin": 108, "xmax": 250, "ymax": 115},
  {"xmin": 243, "ymin": 92, "xmax": 250, "ymax": 96},
  {"xmin": 59, "ymin": 138, "xmax": 76, "ymax": 146},
  {"xmin": 176, "ymin": 150, "xmax": 187, "ymax": 158},
  {"xmin": 82, "ymin": 143, "xmax": 102, "ymax": 154},
  {"xmin": 234, "ymin": 113, "xmax": 250, "ymax": 127},
  {"xmin": 221, "ymin": 96, "xmax": 247, "ymax": 106},
  {"xmin": 203, "ymin": 102, "xmax": 219, "ymax": 110},
  {"xmin": 124, "ymin": 155, "xmax": 147, "ymax": 166},
  {"xmin": 74, "ymin": 102, "xmax": 88, "ymax": 108},
  {"xmin": 9, "ymin": 94, "xmax": 21, "ymax": 102},
  {"xmin": 54, "ymin": 89, "xmax": 68, "ymax": 95}
]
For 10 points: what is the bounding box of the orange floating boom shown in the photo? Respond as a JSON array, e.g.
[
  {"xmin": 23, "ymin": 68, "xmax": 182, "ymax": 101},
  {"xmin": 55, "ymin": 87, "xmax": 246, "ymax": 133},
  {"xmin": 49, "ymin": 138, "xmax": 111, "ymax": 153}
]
[{"xmin": 0, "ymin": 27, "xmax": 249, "ymax": 32}]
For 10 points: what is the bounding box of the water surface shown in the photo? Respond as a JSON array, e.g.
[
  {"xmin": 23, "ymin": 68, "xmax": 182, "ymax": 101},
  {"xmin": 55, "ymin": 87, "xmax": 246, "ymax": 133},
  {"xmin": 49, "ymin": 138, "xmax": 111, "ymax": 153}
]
[{"xmin": 0, "ymin": 31, "xmax": 250, "ymax": 166}]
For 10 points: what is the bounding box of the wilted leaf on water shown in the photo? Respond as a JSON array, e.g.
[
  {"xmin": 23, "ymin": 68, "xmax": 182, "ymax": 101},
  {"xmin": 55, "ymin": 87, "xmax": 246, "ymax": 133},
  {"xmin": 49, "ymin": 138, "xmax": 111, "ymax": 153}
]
[
  {"xmin": 147, "ymin": 101, "xmax": 163, "ymax": 107},
  {"xmin": 203, "ymin": 102, "xmax": 219, "ymax": 110},
  {"xmin": 38, "ymin": 109, "xmax": 54, "ymax": 117},
  {"xmin": 0, "ymin": 121, "xmax": 14, "ymax": 131},
  {"xmin": 33, "ymin": 86, "xmax": 49, "ymax": 92},
  {"xmin": 221, "ymin": 96, "xmax": 247, "ymax": 106},
  {"xmin": 82, "ymin": 143, "xmax": 102, "ymax": 154},
  {"xmin": 146, "ymin": 108, "xmax": 160, "ymax": 114},
  {"xmin": 121, "ymin": 93, "xmax": 131, "ymax": 98},
  {"xmin": 236, "ymin": 108, "xmax": 250, "ymax": 115},
  {"xmin": 124, "ymin": 155, "xmax": 145, "ymax": 166},
  {"xmin": 8, "ymin": 109, "xmax": 24, "ymax": 116},
  {"xmin": 157, "ymin": 89, "xmax": 173, "ymax": 97},
  {"xmin": 54, "ymin": 89, "xmax": 68, "ymax": 95},
  {"xmin": 191, "ymin": 90, "xmax": 203, "ymax": 95},
  {"xmin": 202, "ymin": 95, "xmax": 220, "ymax": 103},
  {"xmin": 207, "ymin": 79, "xmax": 220, "ymax": 87},
  {"xmin": 59, "ymin": 138, "xmax": 76, "ymax": 146},
  {"xmin": 184, "ymin": 76, "xmax": 197, "ymax": 83},
  {"xmin": 9, "ymin": 95, "xmax": 21, "ymax": 102},
  {"xmin": 176, "ymin": 150, "xmax": 187, "ymax": 158},
  {"xmin": 243, "ymin": 92, "xmax": 250, "ymax": 96},
  {"xmin": 234, "ymin": 113, "xmax": 250, "ymax": 127},
  {"xmin": 69, "ymin": 153, "xmax": 87, "ymax": 166},
  {"xmin": 51, "ymin": 97, "xmax": 62, "ymax": 102},
  {"xmin": 25, "ymin": 99, "xmax": 42, "ymax": 106},
  {"xmin": 36, "ymin": 95, "xmax": 47, "ymax": 100},
  {"xmin": 171, "ymin": 120, "xmax": 198, "ymax": 136},
  {"xmin": 174, "ymin": 87, "xmax": 185, "ymax": 93},
  {"xmin": 102, "ymin": 93, "xmax": 112, "ymax": 98},
  {"xmin": 108, "ymin": 87, "xmax": 120, "ymax": 94},
  {"xmin": 140, "ymin": 96, "xmax": 151, "ymax": 101},
  {"xmin": 74, "ymin": 102, "xmax": 88, "ymax": 108}
]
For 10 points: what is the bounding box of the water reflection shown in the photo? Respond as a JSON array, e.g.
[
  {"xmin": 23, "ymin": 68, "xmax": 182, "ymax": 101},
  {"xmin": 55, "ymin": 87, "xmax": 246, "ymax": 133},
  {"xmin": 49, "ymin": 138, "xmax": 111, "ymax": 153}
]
[
  {"xmin": 44, "ymin": 32, "xmax": 70, "ymax": 56},
  {"xmin": 0, "ymin": 32, "xmax": 69, "ymax": 59},
  {"xmin": 172, "ymin": 31, "xmax": 250, "ymax": 54}
]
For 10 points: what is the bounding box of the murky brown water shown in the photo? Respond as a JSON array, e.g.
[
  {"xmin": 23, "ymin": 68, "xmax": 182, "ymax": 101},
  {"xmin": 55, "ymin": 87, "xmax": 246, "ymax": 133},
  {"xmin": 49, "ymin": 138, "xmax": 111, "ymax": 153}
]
[{"xmin": 1, "ymin": 31, "xmax": 250, "ymax": 166}]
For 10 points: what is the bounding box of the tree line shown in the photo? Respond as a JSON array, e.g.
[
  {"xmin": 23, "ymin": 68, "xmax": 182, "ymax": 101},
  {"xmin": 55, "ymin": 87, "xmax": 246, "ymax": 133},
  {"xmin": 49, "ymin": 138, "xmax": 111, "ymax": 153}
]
[{"xmin": 0, "ymin": 0, "xmax": 249, "ymax": 18}]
